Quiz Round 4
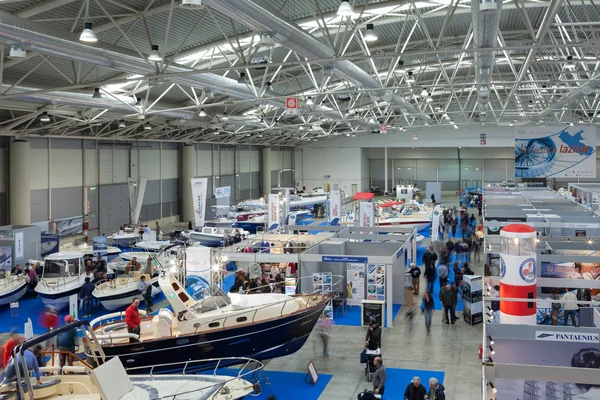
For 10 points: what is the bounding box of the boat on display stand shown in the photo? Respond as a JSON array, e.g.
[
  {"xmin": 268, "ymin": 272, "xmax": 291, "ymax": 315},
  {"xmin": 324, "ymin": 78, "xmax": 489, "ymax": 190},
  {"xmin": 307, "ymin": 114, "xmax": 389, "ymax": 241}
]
[
  {"xmin": 233, "ymin": 214, "xmax": 266, "ymax": 234},
  {"xmin": 1, "ymin": 320, "xmax": 263, "ymax": 400},
  {"xmin": 0, "ymin": 271, "xmax": 28, "ymax": 306},
  {"xmin": 88, "ymin": 251, "xmax": 332, "ymax": 373},
  {"xmin": 33, "ymin": 251, "xmax": 88, "ymax": 309},
  {"xmin": 109, "ymin": 231, "xmax": 141, "ymax": 247},
  {"xmin": 66, "ymin": 243, "xmax": 122, "ymax": 260},
  {"xmin": 135, "ymin": 240, "xmax": 171, "ymax": 252},
  {"xmin": 108, "ymin": 252, "xmax": 171, "ymax": 275},
  {"xmin": 93, "ymin": 268, "xmax": 162, "ymax": 311},
  {"xmin": 376, "ymin": 200, "xmax": 432, "ymax": 230}
]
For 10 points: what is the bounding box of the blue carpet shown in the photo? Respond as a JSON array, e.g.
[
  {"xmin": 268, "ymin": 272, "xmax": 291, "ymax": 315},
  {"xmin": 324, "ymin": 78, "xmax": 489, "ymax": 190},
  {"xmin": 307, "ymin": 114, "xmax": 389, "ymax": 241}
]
[
  {"xmin": 297, "ymin": 218, "xmax": 316, "ymax": 225},
  {"xmin": 381, "ymin": 367, "xmax": 445, "ymax": 398},
  {"xmin": 335, "ymin": 304, "xmax": 401, "ymax": 328},
  {"xmin": 0, "ymin": 291, "xmax": 164, "ymax": 334},
  {"xmin": 210, "ymin": 369, "xmax": 332, "ymax": 400},
  {"xmin": 308, "ymin": 221, "xmax": 330, "ymax": 234}
]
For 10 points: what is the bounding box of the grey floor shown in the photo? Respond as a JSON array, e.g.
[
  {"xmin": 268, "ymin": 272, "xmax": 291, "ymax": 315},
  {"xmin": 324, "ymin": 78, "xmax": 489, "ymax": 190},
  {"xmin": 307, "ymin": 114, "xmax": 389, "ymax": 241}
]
[{"xmin": 264, "ymin": 194, "xmax": 484, "ymax": 400}]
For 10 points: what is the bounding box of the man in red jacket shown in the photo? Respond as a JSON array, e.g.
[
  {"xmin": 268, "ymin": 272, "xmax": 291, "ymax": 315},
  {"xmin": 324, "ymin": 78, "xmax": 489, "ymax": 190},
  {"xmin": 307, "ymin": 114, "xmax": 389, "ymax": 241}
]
[
  {"xmin": 126, "ymin": 298, "xmax": 141, "ymax": 343},
  {"xmin": 2, "ymin": 332, "xmax": 21, "ymax": 368}
]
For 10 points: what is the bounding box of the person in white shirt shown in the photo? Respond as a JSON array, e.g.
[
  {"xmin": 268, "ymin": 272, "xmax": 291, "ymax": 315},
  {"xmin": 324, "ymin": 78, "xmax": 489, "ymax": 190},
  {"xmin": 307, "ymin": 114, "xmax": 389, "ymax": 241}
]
[{"xmin": 562, "ymin": 289, "xmax": 579, "ymax": 326}]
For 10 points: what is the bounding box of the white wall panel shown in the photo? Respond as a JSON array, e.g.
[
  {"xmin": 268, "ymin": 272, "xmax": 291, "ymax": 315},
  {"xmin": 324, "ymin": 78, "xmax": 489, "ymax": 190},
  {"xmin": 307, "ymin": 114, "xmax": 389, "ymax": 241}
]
[
  {"xmin": 238, "ymin": 148, "xmax": 251, "ymax": 173},
  {"xmin": 98, "ymin": 147, "xmax": 113, "ymax": 184},
  {"xmin": 484, "ymin": 159, "xmax": 508, "ymax": 182},
  {"xmin": 219, "ymin": 148, "xmax": 234, "ymax": 175},
  {"xmin": 139, "ymin": 149, "xmax": 160, "ymax": 180},
  {"xmin": 438, "ymin": 160, "xmax": 459, "ymax": 181},
  {"xmin": 84, "ymin": 149, "xmax": 97, "ymax": 186},
  {"xmin": 51, "ymin": 148, "xmax": 83, "ymax": 188},
  {"xmin": 30, "ymin": 148, "xmax": 49, "ymax": 190},
  {"xmin": 197, "ymin": 149, "xmax": 212, "ymax": 176},
  {"xmin": 161, "ymin": 150, "xmax": 178, "ymax": 179},
  {"xmin": 301, "ymin": 148, "xmax": 366, "ymax": 193},
  {"xmin": 250, "ymin": 150, "xmax": 260, "ymax": 172},
  {"xmin": 0, "ymin": 149, "xmax": 5, "ymax": 193},
  {"xmin": 113, "ymin": 148, "xmax": 129, "ymax": 183}
]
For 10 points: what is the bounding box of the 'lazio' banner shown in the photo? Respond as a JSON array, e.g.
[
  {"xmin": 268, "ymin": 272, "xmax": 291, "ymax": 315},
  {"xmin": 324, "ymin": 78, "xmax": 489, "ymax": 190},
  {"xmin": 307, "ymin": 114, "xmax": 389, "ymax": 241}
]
[
  {"xmin": 514, "ymin": 126, "xmax": 596, "ymax": 178},
  {"xmin": 359, "ymin": 201, "xmax": 373, "ymax": 227},
  {"xmin": 268, "ymin": 193, "xmax": 280, "ymax": 231},
  {"xmin": 329, "ymin": 189, "xmax": 341, "ymax": 226},
  {"xmin": 191, "ymin": 178, "xmax": 208, "ymax": 227}
]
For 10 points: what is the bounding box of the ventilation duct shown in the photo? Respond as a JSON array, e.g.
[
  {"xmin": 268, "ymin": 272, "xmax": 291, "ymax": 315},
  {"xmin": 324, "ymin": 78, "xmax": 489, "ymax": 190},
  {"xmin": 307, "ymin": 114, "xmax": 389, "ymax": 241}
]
[{"xmin": 471, "ymin": 0, "xmax": 502, "ymax": 105}]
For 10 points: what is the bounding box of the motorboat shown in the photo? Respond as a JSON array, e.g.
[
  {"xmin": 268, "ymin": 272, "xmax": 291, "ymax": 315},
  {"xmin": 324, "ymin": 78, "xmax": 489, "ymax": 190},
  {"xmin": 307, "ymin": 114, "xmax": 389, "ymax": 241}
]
[
  {"xmin": 56, "ymin": 218, "xmax": 83, "ymax": 236},
  {"xmin": 135, "ymin": 240, "xmax": 171, "ymax": 252},
  {"xmin": 287, "ymin": 210, "xmax": 312, "ymax": 225},
  {"xmin": 299, "ymin": 187, "xmax": 326, "ymax": 198},
  {"xmin": 2, "ymin": 320, "xmax": 262, "ymax": 400},
  {"xmin": 41, "ymin": 240, "xmax": 59, "ymax": 257},
  {"xmin": 0, "ymin": 271, "xmax": 27, "ymax": 306},
  {"xmin": 235, "ymin": 193, "xmax": 327, "ymax": 211},
  {"xmin": 89, "ymin": 254, "xmax": 332, "ymax": 374},
  {"xmin": 110, "ymin": 231, "xmax": 141, "ymax": 247},
  {"xmin": 181, "ymin": 228, "xmax": 228, "ymax": 247},
  {"xmin": 233, "ymin": 214, "xmax": 266, "ymax": 234},
  {"xmin": 93, "ymin": 272, "xmax": 161, "ymax": 311},
  {"xmin": 376, "ymin": 200, "xmax": 432, "ymax": 230},
  {"xmin": 66, "ymin": 243, "xmax": 122, "ymax": 259},
  {"xmin": 231, "ymin": 208, "xmax": 266, "ymax": 221},
  {"xmin": 34, "ymin": 251, "xmax": 87, "ymax": 309}
]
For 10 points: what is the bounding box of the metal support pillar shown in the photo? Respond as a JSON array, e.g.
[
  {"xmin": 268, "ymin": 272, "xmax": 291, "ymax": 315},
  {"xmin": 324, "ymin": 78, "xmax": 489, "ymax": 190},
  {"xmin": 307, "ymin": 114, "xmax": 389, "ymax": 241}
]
[
  {"xmin": 262, "ymin": 147, "xmax": 271, "ymax": 197},
  {"xmin": 182, "ymin": 144, "xmax": 195, "ymax": 224}
]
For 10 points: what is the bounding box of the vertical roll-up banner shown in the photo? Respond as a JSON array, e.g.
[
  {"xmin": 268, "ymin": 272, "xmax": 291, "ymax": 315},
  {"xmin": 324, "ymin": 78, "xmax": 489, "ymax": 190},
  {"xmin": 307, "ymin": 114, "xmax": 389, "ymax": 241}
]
[
  {"xmin": 431, "ymin": 204, "xmax": 442, "ymax": 242},
  {"xmin": 359, "ymin": 201, "xmax": 374, "ymax": 227},
  {"xmin": 329, "ymin": 189, "xmax": 341, "ymax": 226},
  {"xmin": 127, "ymin": 178, "xmax": 136, "ymax": 223},
  {"xmin": 191, "ymin": 178, "xmax": 208, "ymax": 227},
  {"xmin": 268, "ymin": 193, "xmax": 280, "ymax": 230},
  {"xmin": 133, "ymin": 178, "xmax": 147, "ymax": 225}
]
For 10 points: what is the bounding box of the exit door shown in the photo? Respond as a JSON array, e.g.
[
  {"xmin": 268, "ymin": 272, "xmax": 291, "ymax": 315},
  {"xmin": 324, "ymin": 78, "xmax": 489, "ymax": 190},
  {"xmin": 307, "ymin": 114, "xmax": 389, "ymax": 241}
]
[{"xmin": 351, "ymin": 184, "xmax": 358, "ymax": 196}]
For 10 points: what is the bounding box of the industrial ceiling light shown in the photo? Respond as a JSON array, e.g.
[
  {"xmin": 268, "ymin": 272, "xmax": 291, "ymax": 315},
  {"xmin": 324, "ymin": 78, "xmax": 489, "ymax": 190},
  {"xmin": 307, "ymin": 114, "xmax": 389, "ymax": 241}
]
[
  {"xmin": 364, "ymin": 24, "xmax": 378, "ymax": 42},
  {"xmin": 337, "ymin": 0, "xmax": 354, "ymax": 16},
  {"xmin": 578, "ymin": 118, "xmax": 584, "ymax": 124},
  {"xmin": 40, "ymin": 111, "xmax": 50, "ymax": 122},
  {"xmin": 266, "ymin": 81, "xmax": 273, "ymax": 91},
  {"xmin": 9, "ymin": 46, "xmax": 26, "ymax": 59},
  {"xmin": 406, "ymin": 71, "xmax": 415, "ymax": 83},
  {"xmin": 396, "ymin": 60, "xmax": 406, "ymax": 74},
  {"xmin": 509, "ymin": 121, "xmax": 514, "ymax": 126},
  {"xmin": 345, "ymin": 133, "xmax": 350, "ymax": 137},
  {"xmin": 134, "ymin": 97, "xmax": 143, "ymax": 110},
  {"xmin": 453, "ymin": 124, "xmax": 458, "ymax": 129},
  {"xmin": 420, "ymin": 88, "xmax": 428, "ymax": 97},
  {"xmin": 564, "ymin": 55, "xmax": 576, "ymax": 69},
  {"xmin": 179, "ymin": 0, "xmax": 203, "ymax": 9},
  {"xmin": 222, "ymin": 112, "xmax": 229, "ymax": 120},
  {"xmin": 488, "ymin": 383, "xmax": 497, "ymax": 394},
  {"xmin": 442, "ymin": 113, "xmax": 449, "ymax": 119},
  {"xmin": 259, "ymin": 33, "xmax": 275, "ymax": 46},
  {"xmin": 426, "ymin": 94, "xmax": 433, "ymax": 103},
  {"xmin": 352, "ymin": 133, "xmax": 356, "ymax": 137},
  {"xmin": 569, "ymin": 121, "xmax": 574, "ymax": 126},
  {"xmin": 306, "ymin": 96, "xmax": 314, "ymax": 105},
  {"xmin": 148, "ymin": 45, "xmax": 162, "ymax": 62},
  {"xmin": 118, "ymin": 120, "xmax": 126, "ymax": 128},
  {"xmin": 92, "ymin": 88, "xmax": 102, "ymax": 99},
  {"xmin": 199, "ymin": 109, "xmax": 207, "ymax": 117},
  {"xmin": 207, "ymin": 89, "xmax": 215, "ymax": 98},
  {"xmin": 214, "ymin": 131, "xmax": 220, "ymax": 135},
  {"xmin": 144, "ymin": 123, "xmax": 152, "ymax": 130},
  {"xmin": 258, "ymin": 132, "xmax": 264, "ymax": 137},
  {"xmin": 237, "ymin": 72, "xmax": 247, "ymax": 83},
  {"xmin": 79, "ymin": 22, "xmax": 97, "ymax": 42}
]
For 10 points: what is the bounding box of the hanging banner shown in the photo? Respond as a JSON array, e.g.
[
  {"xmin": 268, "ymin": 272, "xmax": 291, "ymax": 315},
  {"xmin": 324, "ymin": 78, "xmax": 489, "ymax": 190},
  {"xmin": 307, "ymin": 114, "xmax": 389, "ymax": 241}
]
[
  {"xmin": 191, "ymin": 178, "xmax": 208, "ymax": 228},
  {"xmin": 329, "ymin": 189, "xmax": 341, "ymax": 226},
  {"xmin": 128, "ymin": 178, "xmax": 136, "ymax": 223},
  {"xmin": 185, "ymin": 246, "xmax": 212, "ymax": 299},
  {"xmin": 346, "ymin": 263, "xmax": 365, "ymax": 306},
  {"xmin": 268, "ymin": 193, "xmax": 280, "ymax": 230},
  {"xmin": 514, "ymin": 126, "xmax": 596, "ymax": 178},
  {"xmin": 14, "ymin": 232, "xmax": 24, "ymax": 259},
  {"xmin": 359, "ymin": 201, "xmax": 373, "ymax": 227},
  {"xmin": 128, "ymin": 177, "xmax": 147, "ymax": 225},
  {"xmin": 367, "ymin": 264, "xmax": 385, "ymax": 301},
  {"xmin": 40, "ymin": 233, "xmax": 59, "ymax": 257},
  {"xmin": 215, "ymin": 186, "xmax": 231, "ymax": 199},
  {"xmin": 431, "ymin": 204, "xmax": 442, "ymax": 242},
  {"xmin": 92, "ymin": 236, "xmax": 108, "ymax": 256},
  {"xmin": 54, "ymin": 216, "xmax": 83, "ymax": 236}
]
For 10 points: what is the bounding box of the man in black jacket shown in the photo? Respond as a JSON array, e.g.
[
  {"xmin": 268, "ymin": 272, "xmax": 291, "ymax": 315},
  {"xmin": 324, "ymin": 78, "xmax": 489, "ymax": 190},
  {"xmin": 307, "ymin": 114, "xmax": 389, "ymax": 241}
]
[
  {"xmin": 365, "ymin": 321, "xmax": 382, "ymax": 350},
  {"xmin": 404, "ymin": 376, "xmax": 427, "ymax": 400},
  {"xmin": 408, "ymin": 263, "xmax": 421, "ymax": 295}
]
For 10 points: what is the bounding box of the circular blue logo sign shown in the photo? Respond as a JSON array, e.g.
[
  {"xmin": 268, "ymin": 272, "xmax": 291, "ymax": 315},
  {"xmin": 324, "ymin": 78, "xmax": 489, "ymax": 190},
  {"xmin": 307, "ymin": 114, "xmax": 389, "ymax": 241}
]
[
  {"xmin": 519, "ymin": 258, "xmax": 536, "ymax": 283},
  {"xmin": 488, "ymin": 220, "xmax": 500, "ymax": 233},
  {"xmin": 500, "ymin": 257, "xmax": 506, "ymax": 279}
]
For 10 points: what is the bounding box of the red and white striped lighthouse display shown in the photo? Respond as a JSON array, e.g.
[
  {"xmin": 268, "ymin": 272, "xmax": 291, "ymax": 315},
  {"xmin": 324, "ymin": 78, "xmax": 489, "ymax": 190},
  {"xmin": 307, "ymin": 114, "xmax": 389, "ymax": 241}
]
[{"xmin": 499, "ymin": 224, "xmax": 537, "ymax": 325}]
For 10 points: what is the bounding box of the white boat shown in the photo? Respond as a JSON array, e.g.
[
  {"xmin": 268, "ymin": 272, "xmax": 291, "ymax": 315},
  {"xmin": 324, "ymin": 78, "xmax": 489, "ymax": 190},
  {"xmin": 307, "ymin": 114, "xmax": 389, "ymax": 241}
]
[
  {"xmin": 2, "ymin": 320, "xmax": 263, "ymax": 400},
  {"xmin": 34, "ymin": 251, "xmax": 87, "ymax": 310},
  {"xmin": 135, "ymin": 241, "xmax": 171, "ymax": 252},
  {"xmin": 93, "ymin": 274, "xmax": 161, "ymax": 311},
  {"xmin": 236, "ymin": 193, "xmax": 328, "ymax": 210},
  {"xmin": 0, "ymin": 272, "xmax": 27, "ymax": 306},
  {"xmin": 67, "ymin": 243, "xmax": 122, "ymax": 258},
  {"xmin": 108, "ymin": 252, "xmax": 172, "ymax": 274},
  {"xmin": 376, "ymin": 201, "xmax": 432, "ymax": 230},
  {"xmin": 182, "ymin": 228, "xmax": 227, "ymax": 247},
  {"xmin": 299, "ymin": 187, "xmax": 326, "ymax": 197},
  {"xmin": 41, "ymin": 240, "xmax": 59, "ymax": 256},
  {"xmin": 110, "ymin": 231, "xmax": 141, "ymax": 247}
]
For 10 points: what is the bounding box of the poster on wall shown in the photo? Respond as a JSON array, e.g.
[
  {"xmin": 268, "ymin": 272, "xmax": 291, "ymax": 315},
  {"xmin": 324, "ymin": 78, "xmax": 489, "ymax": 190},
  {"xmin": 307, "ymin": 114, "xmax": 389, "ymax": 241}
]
[
  {"xmin": 191, "ymin": 178, "xmax": 208, "ymax": 228},
  {"xmin": 329, "ymin": 189, "xmax": 341, "ymax": 226},
  {"xmin": 359, "ymin": 202, "xmax": 374, "ymax": 227},
  {"xmin": 0, "ymin": 247, "xmax": 11, "ymax": 270},
  {"xmin": 313, "ymin": 273, "xmax": 333, "ymax": 319},
  {"xmin": 215, "ymin": 186, "xmax": 231, "ymax": 199},
  {"xmin": 514, "ymin": 126, "xmax": 596, "ymax": 178},
  {"xmin": 541, "ymin": 262, "xmax": 600, "ymax": 281},
  {"xmin": 367, "ymin": 264, "xmax": 385, "ymax": 301},
  {"xmin": 0, "ymin": 230, "xmax": 13, "ymax": 240},
  {"xmin": 285, "ymin": 278, "xmax": 296, "ymax": 295},
  {"xmin": 41, "ymin": 234, "xmax": 59, "ymax": 257},
  {"xmin": 52, "ymin": 216, "xmax": 83, "ymax": 236},
  {"xmin": 268, "ymin": 194, "xmax": 281, "ymax": 230},
  {"xmin": 495, "ymin": 379, "xmax": 598, "ymax": 400},
  {"xmin": 486, "ymin": 217, "xmax": 527, "ymax": 235},
  {"xmin": 92, "ymin": 236, "xmax": 108, "ymax": 256},
  {"xmin": 14, "ymin": 232, "xmax": 24, "ymax": 259},
  {"xmin": 346, "ymin": 263, "xmax": 365, "ymax": 306}
]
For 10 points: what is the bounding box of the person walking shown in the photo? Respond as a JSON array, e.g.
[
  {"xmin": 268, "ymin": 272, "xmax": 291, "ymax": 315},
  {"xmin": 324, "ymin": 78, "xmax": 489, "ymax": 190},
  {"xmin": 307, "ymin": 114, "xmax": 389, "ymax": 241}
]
[
  {"xmin": 550, "ymin": 288, "xmax": 561, "ymax": 325},
  {"xmin": 451, "ymin": 216, "xmax": 458, "ymax": 238},
  {"xmin": 426, "ymin": 377, "xmax": 446, "ymax": 400},
  {"xmin": 562, "ymin": 289, "xmax": 579, "ymax": 326},
  {"xmin": 365, "ymin": 321, "xmax": 382, "ymax": 351},
  {"xmin": 453, "ymin": 261, "xmax": 464, "ymax": 289},
  {"xmin": 421, "ymin": 291, "xmax": 435, "ymax": 334},
  {"xmin": 430, "ymin": 193, "xmax": 436, "ymax": 204},
  {"xmin": 439, "ymin": 285, "xmax": 455, "ymax": 324},
  {"xmin": 437, "ymin": 262, "xmax": 448, "ymax": 288},
  {"xmin": 450, "ymin": 282, "xmax": 459, "ymax": 323},
  {"xmin": 372, "ymin": 357, "xmax": 386, "ymax": 395},
  {"xmin": 404, "ymin": 376, "xmax": 427, "ymax": 400},
  {"xmin": 315, "ymin": 317, "xmax": 332, "ymax": 356},
  {"xmin": 3, "ymin": 332, "xmax": 21, "ymax": 368},
  {"xmin": 57, "ymin": 316, "xmax": 77, "ymax": 367},
  {"xmin": 138, "ymin": 275, "xmax": 154, "ymax": 313},
  {"xmin": 5, "ymin": 348, "xmax": 42, "ymax": 388},
  {"xmin": 79, "ymin": 277, "xmax": 95, "ymax": 318},
  {"xmin": 408, "ymin": 263, "xmax": 421, "ymax": 295},
  {"xmin": 126, "ymin": 298, "xmax": 141, "ymax": 343}
]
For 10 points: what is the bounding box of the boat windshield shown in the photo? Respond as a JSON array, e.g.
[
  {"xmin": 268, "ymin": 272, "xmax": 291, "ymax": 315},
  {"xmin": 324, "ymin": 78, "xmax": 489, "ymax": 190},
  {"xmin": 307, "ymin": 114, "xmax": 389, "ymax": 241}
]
[
  {"xmin": 189, "ymin": 286, "xmax": 231, "ymax": 314},
  {"xmin": 42, "ymin": 258, "xmax": 80, "ymax": 278}
]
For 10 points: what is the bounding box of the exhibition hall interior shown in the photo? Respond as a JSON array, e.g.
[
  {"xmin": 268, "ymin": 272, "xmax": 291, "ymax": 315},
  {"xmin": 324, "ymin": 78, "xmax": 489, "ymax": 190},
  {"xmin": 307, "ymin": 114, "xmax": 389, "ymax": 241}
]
[{"xmin": 0, "ymin": 0, "xmax": 598, "ymax": 399}]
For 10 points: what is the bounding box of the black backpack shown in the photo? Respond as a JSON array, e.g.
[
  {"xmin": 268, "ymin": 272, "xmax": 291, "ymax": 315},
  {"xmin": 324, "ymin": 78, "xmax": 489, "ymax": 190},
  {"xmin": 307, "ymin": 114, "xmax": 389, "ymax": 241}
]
[{"xmin": 357, "ymin": 390, "xmax": 377, "ymax": 400}]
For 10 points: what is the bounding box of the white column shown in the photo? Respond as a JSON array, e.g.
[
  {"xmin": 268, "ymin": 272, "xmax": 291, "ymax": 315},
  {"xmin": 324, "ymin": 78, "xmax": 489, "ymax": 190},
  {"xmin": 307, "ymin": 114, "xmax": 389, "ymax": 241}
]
[
  {"xmin": 10, "ymin": 140, "xmax": 31, "ymax": 225},
  {"xmin": 182, "ymin": 144, "xmax": 195, "ymax": 224},
  {"xmin": 262, "ymin": 147, "xmax": 271, "ymax": 197},
  {"xmin": 384, "ymin": 147, "xmax": 388, "ymax": 194}
]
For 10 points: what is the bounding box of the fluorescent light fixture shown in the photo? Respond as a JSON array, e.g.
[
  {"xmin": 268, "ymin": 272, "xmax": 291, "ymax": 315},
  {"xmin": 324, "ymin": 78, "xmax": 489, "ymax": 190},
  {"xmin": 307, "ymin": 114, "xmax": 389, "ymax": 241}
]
[
  {"xmin": 92, "ymin": 88, "xmax": 102, "ymax": 99},
  {"xmin": 40, "ymin": 111, "xmax": 50, "ymax": 122},
  {"xmin": 199, "ymin": 109, "xmax": 206, "ymax": 117},
  {"xmin": 337, "ymin": 0, "xmax": 353, "ymax": 16},
  {"xmin": 237, "ymin": 72, "xmax": 246, "ymax": 83},
  {"xmin": 79, "ymin": 22, "xmax": 97, "ymax": 43},
  {"xmin": 118, "ymin": 120, "xmax": 126, "ymax": 128},
  {"xmin": 179, "ymin": 0, "xmax": 203, "ymax": 9},
  {"xmin": 364, "ymin": 24, "xmax": 378, "ymax": 41},
  {"xmin": 144, "ymin": 124, "xmax": 152, "ymax": 130},
  {"xmin": 9, "ymin": 46, "xmax": 26, "ymax": 59},
  {"xmin": 396, "ymin": 60, "xmax": 406, "ymax": 74},
  {"xmin": 306, "ymin": 96, "xmax": 314, "ymax": 105},
  {"xmin": 259, "ymin": 33, "xmax": 274, "ymax": 46},
  {"xmin": 214, "ymin": 131, "xmax": 220, "ymax": 135},
  {"xmin": 148, "ymin": 44, "xmax": 162, "ymax": 62}
]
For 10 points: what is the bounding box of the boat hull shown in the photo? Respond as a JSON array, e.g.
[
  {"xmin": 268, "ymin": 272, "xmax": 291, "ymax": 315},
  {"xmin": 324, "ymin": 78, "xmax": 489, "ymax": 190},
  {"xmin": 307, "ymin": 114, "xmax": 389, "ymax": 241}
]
[
  {"xmin": 377, "ymin": 220, "xmax": 430, "ymax": 231},
  {"xmin": 233, "ymin": 221, "xmax": 264, "ymax": 234},
  {"xmin": 0, "ymin": 282, "xmax": 27, "ymax": 306},
  {"xmin": 36, "ymin": 282, "xmax": 84, "ymax": 310},
  {"xmin": 97, "ymin": 301, "xmax": 326, "ymax": 374}
]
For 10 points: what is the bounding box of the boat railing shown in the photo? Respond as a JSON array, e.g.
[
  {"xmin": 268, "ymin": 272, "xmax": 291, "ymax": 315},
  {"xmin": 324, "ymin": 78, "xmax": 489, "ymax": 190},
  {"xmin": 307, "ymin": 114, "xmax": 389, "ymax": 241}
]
[
  {"xmin": 0, "ymin": 275, "xmax": 24, "ymax": 289},
  {"xmin": 88, "ymin": 310, "xmax": 148, "ymax": 343},
  {"xmin": 38, "ymin": 274, "xmax": 82, "ymax": 290},
  {"xmin": 125, "ymin": 356, "xmax": 264, "ymax": 379}
]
